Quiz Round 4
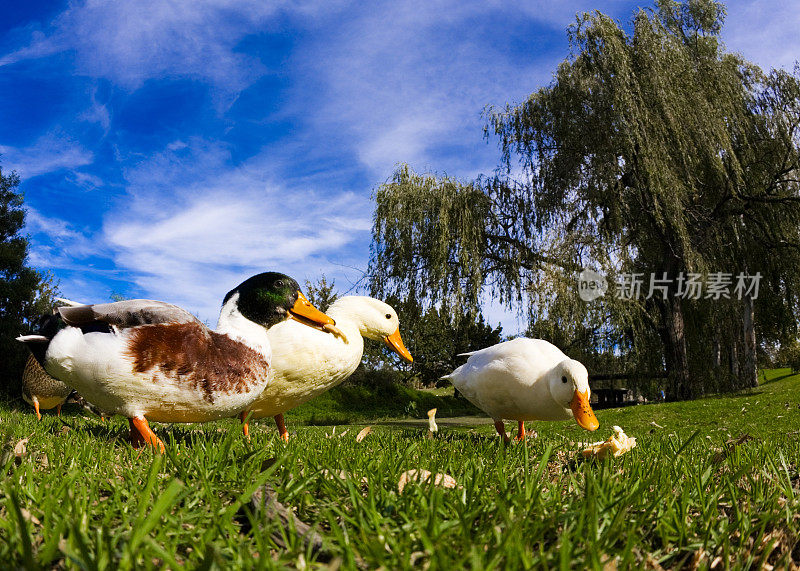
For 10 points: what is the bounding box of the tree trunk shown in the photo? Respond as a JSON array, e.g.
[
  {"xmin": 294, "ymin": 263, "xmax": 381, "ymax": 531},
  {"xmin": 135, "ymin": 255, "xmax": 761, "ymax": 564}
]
[
  {"xmin": 712, "ymin": 334, "xmax": 721, "ymax": 370},
  {"xmin": 741, "ymin": 294, "xmax": 758, "ymax": 388},
  {"xmin": 659, "ymin": 295, "xmax": 693, "ymax": 400},
  {"xmin": 729, "ymin": 339, "xmax": 739, "ymax": 379}
]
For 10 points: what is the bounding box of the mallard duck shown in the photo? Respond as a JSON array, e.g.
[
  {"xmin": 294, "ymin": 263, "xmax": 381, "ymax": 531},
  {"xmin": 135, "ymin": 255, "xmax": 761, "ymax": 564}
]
[
  {"xmin": 17, "ymin": 272, "xmax": 336, "ymax": 451},
  {"xmin": 442, "ymin": 338, "xmax": 599, "ymax": 443},
  {"xmin": 21, "ymin": 354, "xmax": 72, "ymax": 420},
  {"xmin": 242, "ymin": 296, "xmax": 413, "ymax": 440}
]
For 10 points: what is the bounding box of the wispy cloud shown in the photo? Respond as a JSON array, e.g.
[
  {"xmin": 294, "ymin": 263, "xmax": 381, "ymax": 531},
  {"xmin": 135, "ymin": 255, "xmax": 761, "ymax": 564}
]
[
  {"xmin": 723, "ymin": 0, "xmax": 800, "ymax": 72},
  {"xmin": 0, "ymin": 0, "xmax": 350, "ymax": 102},
  {"xmin": 293, "ymin": 2, "xmax": 559, "ymax": 180},
  {"xmin": 0, "ymin": 132, "xmax": 93, "ymax": 179},
  {"xmin": 24, "ymin": 208, "xmax": 107, "ymax": 280},
  {"xmin": 102, "ymin": 138, "xmax": 373, "ymax": 321}
]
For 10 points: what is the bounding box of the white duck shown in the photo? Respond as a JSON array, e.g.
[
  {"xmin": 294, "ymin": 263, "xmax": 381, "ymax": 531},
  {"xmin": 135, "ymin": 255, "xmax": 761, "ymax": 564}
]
[
  {"xmin": 17, "ymin": 272, "xmax": 336, "ymax": 451},
  {"xmin": 242, "ymin": 296, "xmax": 413, "ymax": 440},
  {"xmin": 443, "ymin": 338, "xmax": 599, "ymax": 443}
]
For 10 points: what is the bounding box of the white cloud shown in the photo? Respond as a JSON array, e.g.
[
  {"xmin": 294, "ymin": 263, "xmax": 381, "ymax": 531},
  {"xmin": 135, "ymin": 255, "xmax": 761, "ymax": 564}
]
[
  {"xmin": 723, "ymin": 0, "xmax": 800, "ymax": 72},
  {"xmin": 102, "ymin": 138, "xmax": 373, "ymax": 321},
  {"xmin": 293, "ymin": 2, "xmax": 557, "ymax": 180},
  {"xmin": 25, "ymin": 209, "xmax": 104, "ymax": 261},
  {"xmin": 79, "ymin": 88, "xmax": 111, "ymax": 131},
  {"xmin": 0, "ymin": 0, "xmax": 348, "ymax": 102},
  {"xmin": 0, "ymin": 132, "xmax": 93, "ymax": 179}
]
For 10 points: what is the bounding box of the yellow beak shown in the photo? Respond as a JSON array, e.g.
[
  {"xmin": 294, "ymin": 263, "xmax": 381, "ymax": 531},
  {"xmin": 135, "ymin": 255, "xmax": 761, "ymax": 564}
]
[
  {"xmin": 384, "ymin": 328, "xmax": 413, "ymax": 363},
  {"xmin": 288, "ymin": 291, "xmax": 336, "ymax": 329},
  {"xmin": 570, "ymin": 390, "xmax": 599, "ymax": 431}
]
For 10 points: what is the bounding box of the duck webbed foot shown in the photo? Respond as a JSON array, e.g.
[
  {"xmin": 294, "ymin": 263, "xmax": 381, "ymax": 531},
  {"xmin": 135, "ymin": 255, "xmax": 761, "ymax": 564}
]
[
  {"xmin": 129, "ymin": 416, "xmax": 165, "ymax": 452},
  {"xmin": 240, "ymin": 410, "xmax": 251, "ymax": 440},
  {"xmin": 515, "ymin": 421, "xmax": 526, "ymax": 441},
  {"xmin": 274, "ymin": 414, "xmax": 290, "ymax": 442}
]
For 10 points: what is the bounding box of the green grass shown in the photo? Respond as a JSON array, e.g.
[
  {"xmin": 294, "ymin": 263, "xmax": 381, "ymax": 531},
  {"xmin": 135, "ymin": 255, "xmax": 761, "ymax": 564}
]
[
  {"xmin": 285, "ymin": 382, "xmax": 480, "ymax": 426},
  {"xmin": 1, "ymin": 370, "xmax": 799, "ymax": 568}
]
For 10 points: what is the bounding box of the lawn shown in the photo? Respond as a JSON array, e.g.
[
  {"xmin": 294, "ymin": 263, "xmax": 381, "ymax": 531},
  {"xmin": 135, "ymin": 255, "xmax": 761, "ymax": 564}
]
[{"xmin": 1, "ymin": 370, "xmax": 799, "ymax": 568}]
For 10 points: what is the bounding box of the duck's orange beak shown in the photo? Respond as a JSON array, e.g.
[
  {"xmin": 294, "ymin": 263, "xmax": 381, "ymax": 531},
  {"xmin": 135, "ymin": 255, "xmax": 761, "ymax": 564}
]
[
  {"xmin": 384, "ymin": 328, "xmax": 413, "ymax": 363},
  {"xmin": 289, "ymin": 291, "xmax": 336, "ymax": 329},
  {"xmin": 570, "ymin": 390, "xmax": 599, "ymax": 431}
]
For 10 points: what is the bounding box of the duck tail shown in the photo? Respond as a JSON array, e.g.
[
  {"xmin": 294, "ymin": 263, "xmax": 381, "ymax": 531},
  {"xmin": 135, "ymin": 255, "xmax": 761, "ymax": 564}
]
[
  {"xmin": 55, "ymin": 297, "xmax": 83, "ymax": 307},
  {"xmin": 16, "ymin": 334, "xmax": 49, "ymax": 343},
  {"xmin": 17, "ymin": 334, "xmax": 50, "ymax": 367},
  {"xmin": 17, "ymin": 313, "xmax": 62, "ymax": 366}
]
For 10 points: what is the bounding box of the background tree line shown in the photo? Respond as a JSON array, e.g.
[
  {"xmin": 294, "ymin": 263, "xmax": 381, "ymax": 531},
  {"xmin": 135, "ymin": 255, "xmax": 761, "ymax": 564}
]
[
  {"xmin": 304, "ymin": 276, "xmax": 502, "ymax": 388},
  {"xmin": 368, "ymin": 0, "xmax": 800, "ymax": 400}
]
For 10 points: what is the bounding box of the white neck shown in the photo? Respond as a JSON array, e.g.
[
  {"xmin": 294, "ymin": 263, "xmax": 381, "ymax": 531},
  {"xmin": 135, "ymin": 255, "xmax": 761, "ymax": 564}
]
[
  {"xmin": 216, "ymin": 294, "xmax": 272, "ymax": 357},
  {"xmin": 327, "ymin": 297, "xmax": 384, "ymax": 341}
]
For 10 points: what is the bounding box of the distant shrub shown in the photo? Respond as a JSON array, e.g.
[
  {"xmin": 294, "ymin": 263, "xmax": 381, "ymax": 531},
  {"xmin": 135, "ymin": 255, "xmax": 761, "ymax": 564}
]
[{"xmin": 777, "ymin": 341, "xmax": 800, "ymax": 373}]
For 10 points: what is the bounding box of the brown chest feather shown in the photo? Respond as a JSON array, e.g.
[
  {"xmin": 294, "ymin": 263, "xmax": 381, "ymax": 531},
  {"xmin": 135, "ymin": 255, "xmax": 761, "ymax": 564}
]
[{"xmin": 126, "ymin": 323, "xmax": 269, "ymax": 403}]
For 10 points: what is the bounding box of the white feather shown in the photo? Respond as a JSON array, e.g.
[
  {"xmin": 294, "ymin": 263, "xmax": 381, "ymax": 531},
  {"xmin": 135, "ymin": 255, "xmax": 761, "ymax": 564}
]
[
  {"xmin": 446, "ymin": 338, "xmax": 590, "ymax": 422},
  {"xmin": 248, "ymin": 296, "xmax": 400, "ymax": 418}
]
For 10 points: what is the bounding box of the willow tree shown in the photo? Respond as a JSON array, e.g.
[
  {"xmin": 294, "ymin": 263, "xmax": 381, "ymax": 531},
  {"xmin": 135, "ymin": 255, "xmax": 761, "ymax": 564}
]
[{"xmin": 370, "ymin": 0, "xmax": 800, "ymax": 400}]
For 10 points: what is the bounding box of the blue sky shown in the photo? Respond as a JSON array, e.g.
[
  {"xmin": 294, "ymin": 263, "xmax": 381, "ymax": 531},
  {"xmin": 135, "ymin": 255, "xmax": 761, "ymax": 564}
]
[{"xmin": 1, "ymin": 1, "xmax": 798, "ymax": 326}]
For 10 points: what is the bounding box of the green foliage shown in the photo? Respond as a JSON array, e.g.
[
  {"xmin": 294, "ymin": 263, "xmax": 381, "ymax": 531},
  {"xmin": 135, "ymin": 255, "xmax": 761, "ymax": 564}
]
[
  {"xmin": 776, "ymin": 341, "xmax": 800, "ymax": 373},
  {"xmin": 2, "ymin": 370, "xmax": 800, "ymax": 567},
  {"xmin": 0, "ymin": 167, "xmax": 58, "ymax": 395},
  {"xmin": 370, "ymin": 164, "xmax": 492, "ymax": 313},
  {"xmin": 303, "ymin": 274, "xmax": 338, "ymax": 313},
  {"xmin": 399, "ymin": 302, "xmax": 503, "ymax": 386},
  {"xmin": 486, "ymin": 0, "xmax": 800, "ymax": 398},
  {"xmin": 287, "ymin": 376, "xmax": 480, "ymax": 423}
]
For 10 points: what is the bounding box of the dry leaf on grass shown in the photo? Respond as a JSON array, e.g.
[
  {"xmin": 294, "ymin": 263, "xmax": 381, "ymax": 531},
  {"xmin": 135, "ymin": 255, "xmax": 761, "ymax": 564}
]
[
  {"xmin": 19, "ymin": 508, "xmax": 41, "ymax": 526},
  {"xmin": 711, "ymin": 433, "xmax": 754, "ymax": 464},
  {"xmin": 14, "ymin": 438, "xmax": 28, "ymax": 458},
  {"xmin": 325, "ymin": 426, "xmax": 349, "ymax": 439},
  {"xmin": 355, "ymin": 426, "xmax": 371, "ymax": 442},
  {"xmin": 427, "ymin": 408, "xmax": 438, "ymax": 433},
  {"xmin": 645, "ymin": 554, "xmax": 666, "ymax": 570},
  {"xmin": 582, "ymin": 426, "xmax": 636, "ymax": 459},
  {"xmin": 397, "ymin": 469, "xmax": 459, "ymax": 494}
]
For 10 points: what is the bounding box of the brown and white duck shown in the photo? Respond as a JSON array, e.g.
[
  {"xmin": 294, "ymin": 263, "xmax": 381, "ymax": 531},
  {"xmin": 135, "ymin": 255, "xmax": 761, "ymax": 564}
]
[{"xmin": 18, "ymin": 272, "xmax": 336, "ymax": 451}]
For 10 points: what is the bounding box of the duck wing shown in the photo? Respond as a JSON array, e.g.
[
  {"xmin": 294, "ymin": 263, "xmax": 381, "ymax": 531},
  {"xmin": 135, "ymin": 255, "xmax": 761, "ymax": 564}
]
[{"xmin": 58, "ymin": 299, "xmax": 202, "ymax": 330}]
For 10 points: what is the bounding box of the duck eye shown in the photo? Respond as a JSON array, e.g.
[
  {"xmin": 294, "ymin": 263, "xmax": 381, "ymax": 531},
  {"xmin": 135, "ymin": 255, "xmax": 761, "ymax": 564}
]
[
  {"xmin": 275, "ymin": 280, "xmax": 284, "ymax": 288},
  {"xmin": 561, "ymin": 376, "xmax": 568, "ymax": 384},
  {"xmin": 385, "ymin": 313, "xmax": 392, "ymax": 319}
]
